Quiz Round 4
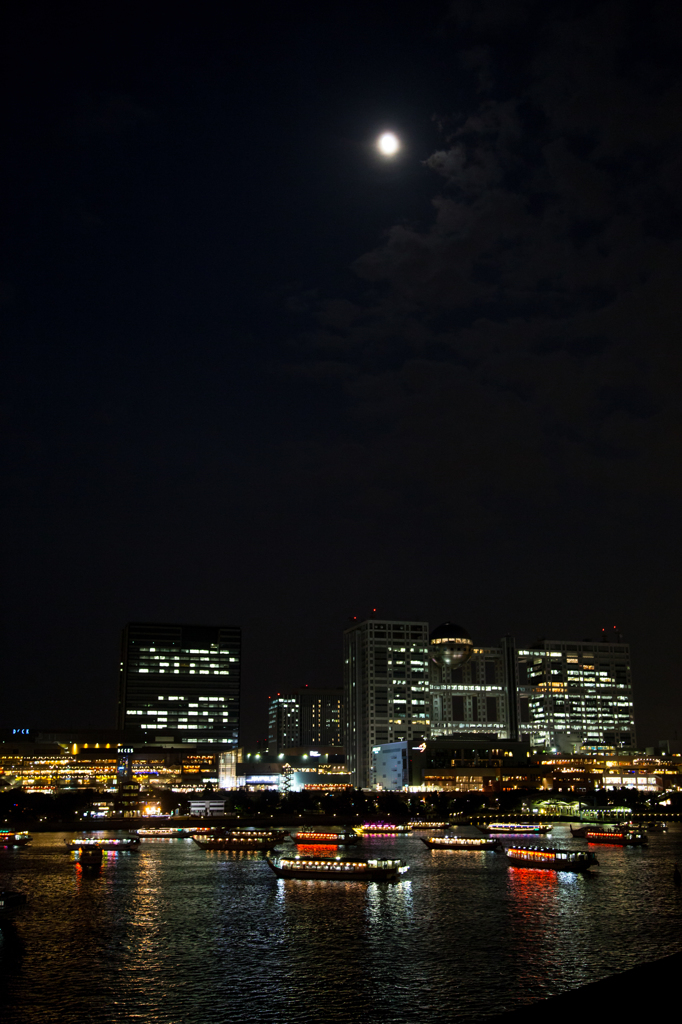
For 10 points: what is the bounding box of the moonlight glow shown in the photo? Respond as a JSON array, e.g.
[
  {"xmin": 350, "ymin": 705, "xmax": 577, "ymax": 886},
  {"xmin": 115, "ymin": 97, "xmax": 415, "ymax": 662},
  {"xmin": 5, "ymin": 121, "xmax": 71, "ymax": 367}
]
[{"xmin": 377, "ymin": 132, "xmax": 400, "ymax": 156}]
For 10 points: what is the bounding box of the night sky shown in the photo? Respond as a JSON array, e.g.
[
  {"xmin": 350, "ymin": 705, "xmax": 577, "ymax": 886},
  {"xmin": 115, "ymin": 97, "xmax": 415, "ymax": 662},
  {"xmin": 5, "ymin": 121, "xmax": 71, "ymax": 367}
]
[{"xmin": 3, "ymin": 1, "xmax": 681, "ymax": 747}]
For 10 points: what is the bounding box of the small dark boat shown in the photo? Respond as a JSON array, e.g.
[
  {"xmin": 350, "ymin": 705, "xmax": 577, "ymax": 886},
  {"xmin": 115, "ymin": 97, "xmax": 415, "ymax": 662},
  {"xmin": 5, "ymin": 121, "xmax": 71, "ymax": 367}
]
[
  {"xmin": 570, "ymin": 825, "xmax": 590, "ymax": 838},
  {"xmin": 506, "ymin": 846, "xmax": 599, "ymax": 872},
  {"xmin": 266, "ymin": 855, "xmax": 408, "ymax": 881},
  {"xmin": 0, "ymin": 831, "xmax": 32, "ymax": 848},
  {"xmin": 77, "ymin": 846, "xmax": 104, "ymax": 865},
  {"xmin": 293, "ymin": 828, "xmax": 360, "ymax": 845},
  {"xmin": 192, "ymin": 830, "xmax": 285, "ymax": 851},
  {"xmin": 0, "ymin": 889, "xmax": 27, "ymax": 909},
  {"xmin": 421, "ymin": 835, "xmax": 500, "ymax": 851}
]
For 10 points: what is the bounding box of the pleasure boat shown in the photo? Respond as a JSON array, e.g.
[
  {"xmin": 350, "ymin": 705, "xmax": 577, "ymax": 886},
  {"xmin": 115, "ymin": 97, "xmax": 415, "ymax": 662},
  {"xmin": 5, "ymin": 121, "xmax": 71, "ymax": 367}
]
[
  {"xmin": 0, "ymin": 831, "xmax": 32, "ymax": 847},
  {"xmin": 266, "ymin": 854, "xmax": 408, "ymax": 881},
  {"xmin": 192, "ymin": 830, "xmax": 286, "ymax": 850},
  {"xmin": 292, "ymin": 827, "xmax": 360, "ymax": 845},
  {"xmin": 65, "ymin": 836, "xmax": 140, "ymax": 851},
  {"xmin": 421, "ymin": 835, "xmax": 500, "ymax": 850},
  {"xmin": 506, "ymin": 846, "xmax": 599, "ymax": 872}
]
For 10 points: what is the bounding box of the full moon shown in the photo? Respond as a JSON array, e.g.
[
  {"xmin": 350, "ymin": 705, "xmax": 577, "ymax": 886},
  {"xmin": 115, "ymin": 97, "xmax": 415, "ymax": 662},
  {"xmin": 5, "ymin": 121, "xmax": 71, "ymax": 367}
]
[{"xmin": 377, "ymin": 132, "xmax": 400, "ymax": 156}]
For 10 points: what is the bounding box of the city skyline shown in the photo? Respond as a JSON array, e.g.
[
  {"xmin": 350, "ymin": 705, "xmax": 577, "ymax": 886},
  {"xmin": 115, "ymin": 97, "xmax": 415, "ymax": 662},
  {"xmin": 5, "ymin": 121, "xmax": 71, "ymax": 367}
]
[
  {"xmin": 3, "ymin": 1, "xmax": 680, "ymax": 754},
  {"xmin": 5, "ymin": 612, "xmax": 641, "ymax": 759},
  {"xmin": 2, "ymin": 5, "xmax": 681, "ymax": 1024}
]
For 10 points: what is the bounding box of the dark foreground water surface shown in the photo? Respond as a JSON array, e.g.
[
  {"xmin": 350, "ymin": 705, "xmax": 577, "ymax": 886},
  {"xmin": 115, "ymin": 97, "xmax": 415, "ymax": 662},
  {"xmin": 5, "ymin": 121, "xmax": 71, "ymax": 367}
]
[{"xmin": 2, "ymin": 826, "xmax": 681, "ymax": 1023}]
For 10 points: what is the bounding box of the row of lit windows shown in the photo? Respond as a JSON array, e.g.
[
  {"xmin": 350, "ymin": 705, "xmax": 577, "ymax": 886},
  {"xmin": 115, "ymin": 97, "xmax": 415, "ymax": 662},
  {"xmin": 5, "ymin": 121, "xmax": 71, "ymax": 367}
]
[{"xmin": 138, "ymin": 647, "xmax": 238, "ymax": 655}]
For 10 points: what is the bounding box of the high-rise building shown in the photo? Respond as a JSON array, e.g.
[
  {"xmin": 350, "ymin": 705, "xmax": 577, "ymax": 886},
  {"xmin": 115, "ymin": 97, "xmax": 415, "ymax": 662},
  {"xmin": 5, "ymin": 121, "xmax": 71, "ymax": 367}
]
[
  {"xmin": 118, "ymin": 623, "xmax": 240, "ymax": 747},
  {"xmin": 516, "ymin": 637, "xmax": 635, "ymax": 751},
  {"xmin": 430, "ymin": 644, "xmax": 511, "ymax": 738},
  {"xmin": 429, "ymin": 630, "xmax": 636, "ymax": 752},
  {"xmin": 343, "ymin": 618, "xmax": 429, "ymax": 788},
  {"xmin": 267, "ymin": 687, "xmax": 343, "ymax": 753}
]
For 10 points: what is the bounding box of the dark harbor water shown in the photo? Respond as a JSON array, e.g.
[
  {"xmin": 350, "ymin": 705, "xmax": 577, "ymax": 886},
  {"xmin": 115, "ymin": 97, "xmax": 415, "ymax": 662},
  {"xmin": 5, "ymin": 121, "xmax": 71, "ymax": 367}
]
[{"xmin": 2, "ymin": 826, "xmax": 681, "ymax": 1023}]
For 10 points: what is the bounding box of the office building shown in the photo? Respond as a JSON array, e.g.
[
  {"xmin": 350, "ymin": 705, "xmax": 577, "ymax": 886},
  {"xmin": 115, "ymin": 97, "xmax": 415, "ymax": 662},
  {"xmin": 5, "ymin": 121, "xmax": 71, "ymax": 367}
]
[
  {"xmin": 429, "ymin": 622, "xmax": 511, "ymax": 739},
  {"xmin": 409, "ymin": 735, "xmax": 537, "ymax": 791},
  {"xmin": 371, "ymin": 740, "xmax": 409, "ymax": 790},
  {"xmin": 516, "ymin": 637, "xmax": 635, "ymax": 751},
  {"xmin": 118, "ymin": 623, "xmax": 241, "ymax": 747},
  {"xmin": 428, "ymin": 625, "xmax": 635, "ymax": 753},
  {"xmin": 267, "ymin": 687, "xmax": 343, "ymax": 753},
  {"xmin": 344, "ymin": 617, "xmax": 429, "ymax": 788}
]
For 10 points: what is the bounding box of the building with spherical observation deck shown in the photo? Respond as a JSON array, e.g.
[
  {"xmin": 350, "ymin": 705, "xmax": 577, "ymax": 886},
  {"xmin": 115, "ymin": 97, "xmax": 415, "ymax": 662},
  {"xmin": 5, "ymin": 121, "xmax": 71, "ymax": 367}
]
[{"xmin": 429, "ymin": 622, "xmax": 474, "ymax": 670}]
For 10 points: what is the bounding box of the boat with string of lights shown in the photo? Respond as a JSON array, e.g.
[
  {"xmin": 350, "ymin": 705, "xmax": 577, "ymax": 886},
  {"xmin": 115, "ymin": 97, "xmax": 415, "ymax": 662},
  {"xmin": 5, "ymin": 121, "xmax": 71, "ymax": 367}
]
[
  {"xmin": 266, "ymin": 854, "xmax": 409, "ymax": 881},
  {"xmin": 0, "ymin": 831, "xmax": 32, "ymax": 848},
  {"xmin": 192, "ymin": 830, "xmax": 288, "ymax": 850},
  {"xmin": 506, "ymin": 846, "xmax": 599, "ymax": 873},
  {"xmin": 135, "ymin": 827, "xmax": 198, "ymax": 838},
  {"xmin": 409, "ymin": 821, "xmax": 449, "ymax": 830},
  {"xmin": 354, "ymin": 822, "xmax": 411, "ymax": 834},
  {"xmin": 292, "ymin": 827, "xmax": 360, "ymax": 845},
  {"xmin": 421, "ymin": 835, "xmax": 501, "ymax": 851},
  {"xmin": 581, "ymin": 826, "xmax": 647, "ymax": 846},
  {"xmin": 64, "ymin": 836, "xmax": 140, "ymax": 851},
  {"xmin": 482, "ymin": 823, "xmax": 552, "ymax": 836}
]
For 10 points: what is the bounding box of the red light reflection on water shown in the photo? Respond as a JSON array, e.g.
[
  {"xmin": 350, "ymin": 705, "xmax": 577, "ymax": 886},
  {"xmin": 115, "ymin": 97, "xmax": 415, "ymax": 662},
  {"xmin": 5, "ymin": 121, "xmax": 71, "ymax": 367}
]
[
  {"xmin": 507, "ymin": 866, "xmax": 559, "ymax": 898},
  {"xmin": 295, "ymin": 844, "xmax": 339, "ymax": 853}
]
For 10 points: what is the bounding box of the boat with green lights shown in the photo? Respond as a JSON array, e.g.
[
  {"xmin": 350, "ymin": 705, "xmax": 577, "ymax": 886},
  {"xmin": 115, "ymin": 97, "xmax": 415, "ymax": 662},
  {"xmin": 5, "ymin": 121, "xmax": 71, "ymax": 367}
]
[
  {"xmin": 135, "ymin": 827, "xmax": 197, "ymax": 838},
  {"xmin": 483, "ymin": 823, "xmax": 552, "ymax": 836}
]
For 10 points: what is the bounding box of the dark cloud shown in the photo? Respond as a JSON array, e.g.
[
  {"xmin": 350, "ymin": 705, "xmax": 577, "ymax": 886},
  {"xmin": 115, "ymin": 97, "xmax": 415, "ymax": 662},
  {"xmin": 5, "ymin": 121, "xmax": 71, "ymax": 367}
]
[{"xmin": 285, "ymin": 0, "xmax": 682, "ymax": 521}]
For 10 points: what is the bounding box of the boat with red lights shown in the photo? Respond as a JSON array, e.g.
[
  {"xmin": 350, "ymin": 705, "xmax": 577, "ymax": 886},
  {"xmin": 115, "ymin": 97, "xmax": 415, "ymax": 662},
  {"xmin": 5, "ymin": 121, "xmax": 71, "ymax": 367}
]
[
  {"xmin": 506, "ymin": 846, "xmax": 599, "ymax": 872},
  {"xmin": 266, "ymin": 854, "xmax": 408, "ymax": 881},
  {"xmin": 581, "ymin": 827, "xmax": 647, "ymax": 846},
  {"xmin": 65, "ymin": 836, "xmax": 140, "ymax": 851},
  {"xmin": 292, "ymin": 827, "xmax": 359, "ymax": 845},
  {"xmin": 421, "ymin": 835, "xmax": 501, "ymax": 851},
  {"xmin": 0, "ymin": 831, "xmax": 32, "ymax": 848},
  {"xmin": 192, "ymin": 830, "xmax": 286, "ymax": 850}
]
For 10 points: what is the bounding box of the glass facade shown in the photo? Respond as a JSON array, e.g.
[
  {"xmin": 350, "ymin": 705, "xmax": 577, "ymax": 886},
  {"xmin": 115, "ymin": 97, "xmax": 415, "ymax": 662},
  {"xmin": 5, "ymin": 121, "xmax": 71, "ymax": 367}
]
[
  {"xmin": 430, "ymin": 646, "xmax": 509, "ymax": 738},
  {"xmin": 118, "ymin": 623, "xmax": 240, "ymax": 747},
  {"xmin": 267, "ymin": 688, "xmax": 343, "ymax": 753},
  {"xmin": 344, "ymin": 619, "xmax": 429, "ymax": 788},
  {"xmin": 516, "ymin": 640, "xmax": 635, "ymax": 751}
]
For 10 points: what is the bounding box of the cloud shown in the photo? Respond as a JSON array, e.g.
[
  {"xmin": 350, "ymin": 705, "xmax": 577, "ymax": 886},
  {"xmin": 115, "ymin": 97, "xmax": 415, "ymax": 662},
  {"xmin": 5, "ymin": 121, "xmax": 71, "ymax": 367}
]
[{"xmin": 281, "ymin": 0, "xmax": 682, "ymax": 525}]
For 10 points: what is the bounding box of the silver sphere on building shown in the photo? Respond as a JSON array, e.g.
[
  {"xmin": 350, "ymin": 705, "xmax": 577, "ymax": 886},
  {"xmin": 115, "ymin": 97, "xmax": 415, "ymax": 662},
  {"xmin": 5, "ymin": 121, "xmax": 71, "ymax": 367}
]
[{"xmin": 429, "ymin": 622, "xmax": 474, "ymax": 670}]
